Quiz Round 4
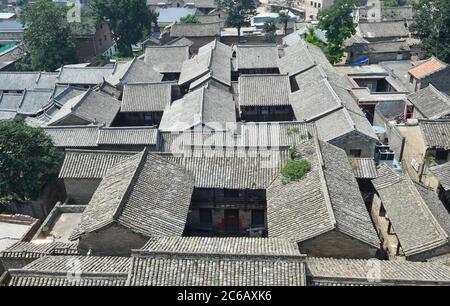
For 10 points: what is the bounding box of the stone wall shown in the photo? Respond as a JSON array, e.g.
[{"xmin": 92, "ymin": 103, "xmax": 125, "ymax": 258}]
[
  {"xmin": 298, "ymin": 229, "xmax": 379, "ymax": 259},
  {"xmin": 78, "ymin": 224, "xmax": 148, "ymax": 256},
  {"xmin": 64, "ymin": 178, "xmax": 101, "ymax": 204},
  {"xmin": 329, "ymin": 130, "xmax": 377, "ymax": 158}
]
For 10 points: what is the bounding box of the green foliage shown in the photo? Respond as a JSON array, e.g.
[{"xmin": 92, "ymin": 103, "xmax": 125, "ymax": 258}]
[
  {"xmin": 218, "ymin": 0, "xmax": 256, "ymax": 42},
  {"xmin": 410, "ymin": 0, "xmax": 450, "ymax": 63},
  {"xmin": 281, "ymin": 159, "xmax": 312, "ymax": 182},
  {"xmin": 180, "ymin": 14, "xmax": 199, "ymax": 23},
  {"xmin": 278, "ymin": 11, "xmax": 290, "ymax": 34},
  {"xmin": 318, "ymin": 0, "xmax": 358, "ymax": 63},
  {"xmin": 16, "ymin": 0, "xmax": 29, "ymax": 7},
  {"xmin": 90, "ymin": 0, "xmax": 158, "ymax": 56},
  {"xmin": 262, "ymin": 19, "xmax": 276, "ymax": 43},
  {"xmin": 382, "ymin": 0, "xmax": 400, "ymax": 7},
  {"xmin": 0, "ymin": 119, "xmax": 63, "ymax": 206},
  {"xmin": 304, "ymin": 27, "xmax": 325, "ymax": 49},
  {"xmin": 425, "ymin": 154, "xmax": 438, "ymax": 167},
  {"xmin": 20, "ymin": 0, "xmax": 77, "ymax": 71}
]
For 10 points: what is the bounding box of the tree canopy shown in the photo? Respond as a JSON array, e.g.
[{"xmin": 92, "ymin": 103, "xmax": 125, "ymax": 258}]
[
  {"xmin": 411, "ymin": 0, "xmax": 450, "ymax": 63},
  {"xmin": 262, "ymin": 19, "xmax": 276, "ymax": 43},
  {"xmin": 90, "ymin": 0, "xmax": 158, "ymax": 56},
  {"xmin": 180, "ymin": 14, "xmax": 199, "ymax": 23},
  {"xmin": 218, "ymin": 0, "xmax": 256, "ymax": 42},
  {"xmin": 19, "ymin": 0, "xmax": 77, "ymax": 71},
  {"xmin": 0, "ymin": 119, "xmax": 63, "ymax": 207},
  {"xmin": 278, "ymin": 11, "xmax": 290, "ymax": 34},
  {"xmin": 318, "ymin": 0, "xmax": 358, "ymax": 64}
]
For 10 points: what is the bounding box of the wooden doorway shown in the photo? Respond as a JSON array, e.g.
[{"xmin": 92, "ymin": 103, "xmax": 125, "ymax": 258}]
[{"xmin": 224, "ymin": 209, "xmax": 239, "ymax": 234}]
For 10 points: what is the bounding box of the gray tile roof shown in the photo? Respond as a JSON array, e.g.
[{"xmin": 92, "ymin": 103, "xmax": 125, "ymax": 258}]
[
  {"xmin": 44, "ymin": 125, "xmax": 158, "ymax": 148},
  {"xmin": 170, "ymin": 22, "xmax": 221, "ymax": 37},
  {"xmin": 121, "ymin": 82, "xmax": 172, "ymax": 112},
  {"xmin": 372, "ymin": 165, "xmax": 449, "ymax": 257},
  {"xmin": 8, "ymin": 255, "xmax": 130, "ymax": 286},
  {"xmin": 290, "ymin": 79, "xmax": 342, "ymax": 121},
  {"xmin": 294, "ymin": 65, "xmax": 352, "ymax": 91},
  {"xmin": 158, "ymin": 122, "xmax": 314, "ymax": 153},
  {"xmin": 267, "ymin": 140, "xmax": 336, "ymax": 242},
  {"xmin": 138, "ymin": 237, "xmax": 302, "ymax": 256},
  {"xmin": 165, "ymin": 36, "xmax": 194, "ymax": 47},
  {"xmin": 59, "ymin": 150, "xmax": 138, "ymax": 179},
  {"xmin": 47, "ymin": 89, "xmax": 121, "ymax": 127},
  {"xmin": 44, "ymin": 125, "xmax": 100, "ymax": 148},
  {"xmin": 408, "ymin": 85, "xmax": 450, "ymax": 119},
  {"xmin": 415, "ymin": 182, "xmax": 450, "ymax": 237},
  {"xmin": 167, "ymin": 149, "xmax": 289, "ymax": 189},
  {"xmin": 52, "ymin": 86, "xmax": 87, "ymax": 107},
  {"xmin": 179, "ymin": 39, "xmax": 231, "ymax": 86},
  {"xmin": 0, "ymin": 92, "xmax": 22, "ymax": 110},
  {"xmin": 188, "ymin": 0, "xmax": 217, "ymax": 8},
  {"xmin": 314, "ymin": 107, "xmax": 378, "ymax": 143},
  {"xmin": 268, "ymin": 139, "xmax": 379, "ymax": 247},
  {"xmin": 178, "ymin": 50, "xmax": 211, "ymax": 86},
  {"xmin": 430, "ymin": 162, "xmax": 450, "ymax": 191},
  {"xmin": 358, "ymin": 21, "xmax": 409, "ymax": 39},
  {"xmin": 349, "ymin": 158, "xmax": 378, "ymax": 179},
  {"xmin": 320, "ymin": 141, "xmax": 379, "ymax": 247},
  {"xmin": 17, "ymin": 89, "xmax": 53, "ymax": 115},
  {"xmin": 279, "ymin": 44, "xmax": 314, "ymax": 77},
  {"xmin": 71, "ymin": 150, "xmax": 194, "ymax": 240},
  {"xmin": 126, "ymin": 254, "xmax": 306, "ymax": 286},
  {"xmin": 236, "ymin": 44, "xmax": 279, "ymax": 70},
  {"xmin": 0, "ymin": 72, "xmax": 58, "ymax": 91},
  {"xmin": 239, "ymin": 74, "xmax": 290, "ymax": 107},
  {"xmin": 240, "ymin": 122, "xmax": 314, "ymax": 148},
  {"xmin": 306, "ymin": 257, "xmax": 450, "ymax": 286},
  {"xmin": 0, "ymin": 110, "xmax": 17, "ymax": 120},
  {"xmin": 419, "ymin": 119, "xmax": 450, "ymax": 150},
  {"xmin": 278, "ymin": 40, "xmax": 332, "ymax": 76},
  {"xmin": 159, "ymin": 83, "xmax": 236, "ymax": 132},
  {"xmin": 144, "ymin": 46, "xmax": 189, "ymax": 73},
  {"xmin": 98, "ymin": 126, "xmax": 158, "ymax": 145},
  {"xmin": 0, "ymin": 241, "xmax": 79, "ymax": 260},
  {"xmin": 107, "ymin": 58, "xmax": 162, "ymax": 87},
  {"xmin": 56, "ymin": 66, "xmax": 115, "ymax": 85}
]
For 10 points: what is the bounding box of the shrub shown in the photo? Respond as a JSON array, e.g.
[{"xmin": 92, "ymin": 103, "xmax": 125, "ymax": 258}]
[{"xmin": 281, "ymin": 159, "xmax": 311, "ymax": 182}]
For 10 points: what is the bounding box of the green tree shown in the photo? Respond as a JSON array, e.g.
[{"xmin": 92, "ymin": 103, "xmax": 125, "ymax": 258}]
[
  {"xmin": 0, "ymin": 119, "xmax": 63, "ymax": 208},
  {"xmin": 382, "ymin": 0, "xmax": 400, "ymax": 6},
  {"xmin": 278, "ymin": 11, "xmax": 290, "ymax": 34},
  {"xmin": 218, "ymin": 0, "xmax": 256, "ymax": 43},
  {"xmin": 304, "ymin": 27, "xmax": 324, "ymax": 49},
  {"xmin": 411, "ymin": 0, "xmax": 450, "ymax": 63},
  {"xmin": 262, "ymin": 19, "xmax": 276, "ymax": 43},
  {"xmin": 90, "ymin": 0, "xmax": 158, "ymax": 56},
  {"xmin": 19, "ymin": 0, "xmax": 77, "ymax": 71},
  {"xmin": 180, "ymin": 14, "xmax": 199, "ymax": 23},
  {"xmin": 318, "ymin": 0, "xmax": 358, "ymax": 64},
  {"xmin": 281, "ymin": 160, "xmax": 311, "ymax": 182}
]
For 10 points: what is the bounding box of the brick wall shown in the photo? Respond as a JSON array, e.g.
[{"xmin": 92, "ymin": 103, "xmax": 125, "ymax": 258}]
[{"xmin": 298, "ymin": 229, "xmax": 379, "ymax": 259}]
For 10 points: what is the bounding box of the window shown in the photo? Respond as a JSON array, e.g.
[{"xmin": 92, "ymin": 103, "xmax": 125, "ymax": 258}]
[
  {"xmin": 260, "ymin": 107, "xmax": 270, "ymax": 116},
  {"xmin": 435, "ymin": 150, "xmax": 449, "ymax": 161},
  {"xmin": 349, "ymin": 149, "xmax": 362, "ymax": 158},
  {"xmin": 251, "ymin": 210, "xmax": 265, "ymax": 227},
  {"xmin": 224, "ymin": 189, "xmax": 240, "ymax": 198},
  {"xmin": 144, "ymin": 112, "xmax": 154, "ymax": 122},
  {"xmin": 404, "ymin": 105, "xmax": 414, "ymax": 119},
  {"xmin": 199, "ymin": 209, "xmax": 212, "ymax": 226}
]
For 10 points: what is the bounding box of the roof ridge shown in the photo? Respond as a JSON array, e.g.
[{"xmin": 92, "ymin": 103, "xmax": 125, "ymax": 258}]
[
  {"xmin": 112, "ymin": 149, "xmax": 149, "ymax": 222},
  {"xmin": 403, "ymin": 172, "xmax": 449, "ymax": 243},
  {"xmin": 315, "ymin": 138, "xmax": 337, "ymax": 228}
]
